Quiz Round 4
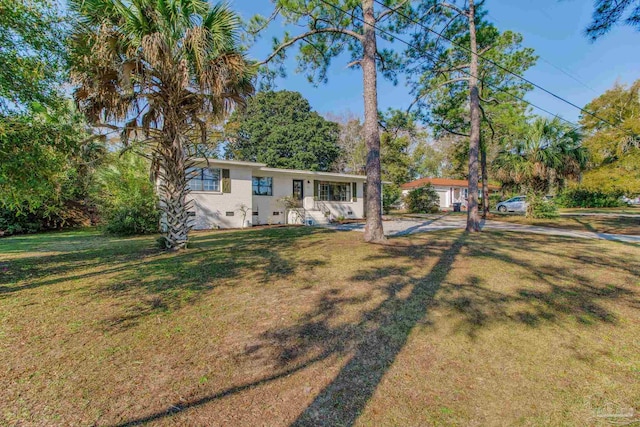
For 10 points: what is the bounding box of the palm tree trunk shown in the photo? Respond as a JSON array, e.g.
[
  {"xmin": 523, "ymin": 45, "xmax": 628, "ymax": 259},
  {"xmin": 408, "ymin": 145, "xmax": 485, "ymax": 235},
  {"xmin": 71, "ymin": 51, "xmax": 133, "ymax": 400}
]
[
  {"xmin": 466, "ymin": 0, "xmax": 481, "ymax": 232},
  {"xmin": 362, "ymin": 0, "xmax": 385, "ymax": 243},
  {"xmin": 158, "ymin": 130, "xmax": 191, "ymax": 250}
]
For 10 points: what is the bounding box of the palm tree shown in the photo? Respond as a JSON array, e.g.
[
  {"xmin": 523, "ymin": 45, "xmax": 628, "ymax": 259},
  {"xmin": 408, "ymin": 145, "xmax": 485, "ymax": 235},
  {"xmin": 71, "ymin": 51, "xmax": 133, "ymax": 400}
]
[
  {"xmin": 493, "ymin": 117, "xmax": 587, "ymax": 194},
  {"xmin": 69, "ymin": 0, "xmax": 254, "ymax": 249}
]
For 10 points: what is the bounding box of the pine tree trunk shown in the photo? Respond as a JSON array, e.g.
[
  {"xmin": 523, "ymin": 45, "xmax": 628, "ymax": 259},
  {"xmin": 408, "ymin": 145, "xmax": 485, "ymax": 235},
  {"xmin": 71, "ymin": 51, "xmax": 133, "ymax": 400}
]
[
  {"xmin": 362, "ymin": 0, "xmax": 385, "ymax": 243},
  {"xmin": 466, "ymin": 0, "xmax": 481, "ymax": 232},
  {"xmin": 158, "ymin": 130, "xmax": 191, "ymax": 250},
  {"xmin": 481, "ymin": 139, "xmax": 489, "ymax": 218}
]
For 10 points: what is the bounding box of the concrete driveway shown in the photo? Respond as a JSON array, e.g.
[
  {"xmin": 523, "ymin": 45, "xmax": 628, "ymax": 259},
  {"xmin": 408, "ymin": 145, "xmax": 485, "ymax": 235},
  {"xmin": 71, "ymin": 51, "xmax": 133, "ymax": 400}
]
[{"xmin": 328, "ymin": 214, "xmax": 640, "ymax": 244}]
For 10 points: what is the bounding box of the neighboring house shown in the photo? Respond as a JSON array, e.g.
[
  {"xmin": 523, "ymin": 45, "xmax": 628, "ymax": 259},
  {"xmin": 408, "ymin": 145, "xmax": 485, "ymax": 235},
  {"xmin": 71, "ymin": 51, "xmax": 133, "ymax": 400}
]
[
  {"xmin": 400, "ymin": 177, "xmax": 500, "ymax": 210},
  {"xmin": 184, "ymin": 159, "xmax": 367, "ymax": 229}
]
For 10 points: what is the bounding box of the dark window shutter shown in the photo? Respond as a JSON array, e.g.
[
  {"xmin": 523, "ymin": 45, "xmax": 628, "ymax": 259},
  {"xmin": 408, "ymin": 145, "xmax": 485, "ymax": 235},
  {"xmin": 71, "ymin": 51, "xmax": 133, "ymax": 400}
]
[
  {"xmin": 352, "ymin": 182, "xmax": 357, "ymax": 202},
  {"xmin": 314, "ymin": 180, "xmax": 319, "ymax": 199},
  {"xmin": 222, "ymin": 169, "xmax": 231, "ymax": 193}
]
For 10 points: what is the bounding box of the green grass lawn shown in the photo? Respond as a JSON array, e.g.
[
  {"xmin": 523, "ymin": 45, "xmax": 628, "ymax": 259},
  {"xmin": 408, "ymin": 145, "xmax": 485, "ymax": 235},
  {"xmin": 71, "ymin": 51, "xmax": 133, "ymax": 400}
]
[
  {"xmin": 560, "ymin": 206, "xmax": 640, "ymax": 215},
  {"xmin": 489, "ymin": 213, "xmax": 640, "ymax": 235},
  {"xmin": 1, "ymin": 227, "xmax": 639, "ymax": 426}
]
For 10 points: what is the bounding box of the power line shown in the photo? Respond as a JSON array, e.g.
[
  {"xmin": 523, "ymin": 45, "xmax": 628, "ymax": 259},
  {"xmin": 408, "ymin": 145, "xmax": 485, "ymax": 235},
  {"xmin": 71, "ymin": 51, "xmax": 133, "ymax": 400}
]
[
  {"xmin": 485, "ymin": 11, "xmax": 598, "ymax": 94},
  {"xmin": 315, "ymin": 0, "xmax": 583, "ymax": 130},
  {"xmin": 371, "ymin": 0, "xmax": 619, "ymax": 130}
]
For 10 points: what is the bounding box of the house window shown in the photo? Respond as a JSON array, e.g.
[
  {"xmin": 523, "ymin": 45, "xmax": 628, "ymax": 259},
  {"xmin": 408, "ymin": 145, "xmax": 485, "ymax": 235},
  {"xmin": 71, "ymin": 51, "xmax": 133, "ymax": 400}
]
[
  {"xmin": 187, "ymin": 167, "xmax": 221, "ymax": 192},
  {"xmin": 318, "ymin": 181, "xmax": 351, "ymax": 202},
  {"xmin": 252, "ymin": 177, "xmax": 273, "ymax": 196}
]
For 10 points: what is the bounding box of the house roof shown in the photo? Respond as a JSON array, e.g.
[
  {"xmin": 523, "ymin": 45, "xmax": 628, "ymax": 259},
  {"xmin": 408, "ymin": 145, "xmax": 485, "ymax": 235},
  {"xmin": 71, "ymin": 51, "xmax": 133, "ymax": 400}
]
[
  {"xmin": 193, "ymin": 158, "xmax": 368, "ymax": 180},
  {"xmin": 258, "ymin": 167, "xmax": 367, "ymax": 180},
  {"xmin": 193, "ymin": 158, "xmax": 267, "ymax": 168},
  {"xmin": 401, "ymin": 177, "xmax": 501, "ymax": 191}
]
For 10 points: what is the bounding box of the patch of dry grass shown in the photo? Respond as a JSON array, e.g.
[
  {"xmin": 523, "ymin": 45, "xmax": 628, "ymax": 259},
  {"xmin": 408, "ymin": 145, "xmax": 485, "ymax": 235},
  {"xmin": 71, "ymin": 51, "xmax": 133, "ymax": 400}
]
[
  {"xmin": 560, "ymin": 206, "xmax": 640, "ymax": 215},
  {"xmin": 490, "ymin": 214, "xmax": 640, "ymax": 235},
  {"xmin": 1, "ymin": 227, "xmax": 639, "ymax": 426}
]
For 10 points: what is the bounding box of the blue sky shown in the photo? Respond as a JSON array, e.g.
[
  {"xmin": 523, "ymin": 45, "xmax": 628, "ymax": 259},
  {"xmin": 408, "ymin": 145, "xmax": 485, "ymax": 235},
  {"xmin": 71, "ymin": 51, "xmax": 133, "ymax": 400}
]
[{"xmin": 231, "ymin": 0, "xmax": 640, "ymax": 124}]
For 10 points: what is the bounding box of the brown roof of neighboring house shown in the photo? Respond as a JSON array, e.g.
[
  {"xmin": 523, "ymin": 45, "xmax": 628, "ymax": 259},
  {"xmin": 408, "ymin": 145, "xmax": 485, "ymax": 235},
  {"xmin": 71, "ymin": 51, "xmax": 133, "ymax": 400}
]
[{"xmin": 401, "ymin": 177, "xmax": 500, "ymax": 190}]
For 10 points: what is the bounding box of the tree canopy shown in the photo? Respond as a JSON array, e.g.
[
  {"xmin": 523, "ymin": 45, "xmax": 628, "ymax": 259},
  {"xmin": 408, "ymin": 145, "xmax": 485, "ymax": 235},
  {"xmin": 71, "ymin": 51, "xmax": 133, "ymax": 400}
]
[
  {"xmin": 68, "ymin": 0, "xmax": 254, "ymax": 249},
  {"xmin": 0, "ymin": 0, "xmax": 68, "ymax": 113},
  {"xmin": 586, "ymin": 0, "xmax": 640, "ymax": 40},
  {"xmin": 493, "ymin": 117, "xmax": 587, "ymax": 194},
  {"xmin": 225, "ymin": 90, "xmax": 340, "ymax": 171},
  {"xmin": 579, "ymin": 79, "xmax": 640, "ymax": 195}
]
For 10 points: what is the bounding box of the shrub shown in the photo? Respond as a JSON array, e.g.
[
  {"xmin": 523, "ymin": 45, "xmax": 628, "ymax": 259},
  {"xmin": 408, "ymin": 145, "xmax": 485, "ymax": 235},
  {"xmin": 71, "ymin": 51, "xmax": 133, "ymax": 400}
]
[
  {"xmin": 0, "ymin": 201, "xmax": 93, "ymax": 237},
  {"xmin": 556, "ymin": 188, "xmax": 625, "ymax": 208},
  {"xmin": 382, "ymin": 184, "xmax": 401, "ymax": 214},
  {"xmin": 96, "ymin": 153, "xmax": 160, "ymax": 235},
  {"xmin": 0, "ymin": 208, "xmax": 44, "ymax": 236},
  {"xmin": 526, "ymin": 194, "xmax": 558, "ymax": 219},
  {"xmin": 104, "ymin": 200, "xmax": 159, "ymax": 235},
  {"xmin": 405, "ymin": 185, "xmax": 440, "ymax": 214}
]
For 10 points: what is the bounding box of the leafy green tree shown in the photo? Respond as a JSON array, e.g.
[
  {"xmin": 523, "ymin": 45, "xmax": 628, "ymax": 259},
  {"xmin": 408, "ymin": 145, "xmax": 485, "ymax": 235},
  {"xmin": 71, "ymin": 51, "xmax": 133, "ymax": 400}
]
[
  {"xmin": 493, "ymin": 117, "xmax": 587, "ymax": 195},
  {"xmin": 225, "ymin": 91, "xmax": 340, "ymax": 170},
  {"xmin": 0, "ymin": 104, "xmax": 89, "ymax": 213},
  {"xmin": 579, "ymin": 80, "xmax": 640, "ymax": 195},
  {"xmin": 0, "ymin": 103, "xmax": 104, "ymax": 234},
  {"xmin": 409, "ymin": 138, "xmax": 449, "ymax": 179},
  {"xmin": 379, "ymin": 109, "xmax": 416, "ymax": 186},
  {"xmin": 96, "ymin": 152, "xmax": 160, "ymax": 235},
  {"xmin": 0, "ymin": 0, "xmax": 67, "ymax": 112},
  {"xmin": 251, "ymin": 0, "xmax": 416, "ymax": 243},
  {"xmin": 69, "ymin": 0, "xmax": 254, "ymax": 250},
  {"xmin": 586, "ymin": 0, "xmax": 640, "ymax": 40},
  {"xmin": 325, "ymin": 112, "xmax": 367, "ymax": 175}
]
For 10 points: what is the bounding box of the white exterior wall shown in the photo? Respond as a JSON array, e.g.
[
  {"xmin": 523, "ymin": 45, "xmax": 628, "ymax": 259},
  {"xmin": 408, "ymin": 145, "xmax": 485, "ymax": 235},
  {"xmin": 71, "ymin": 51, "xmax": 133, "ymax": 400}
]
[
  {"xmin": 187, "ymin": 166, "xmax": 253, "ymax": 229},
  {"xmin": 252, "ymin": 172, "xmax": 365, "ymax": 225},
  {"xmin": 251, "ymin": 174, "xmax": 294, "ymax": 225},
  {"xmin": 181, "ymin": 160, "xmax": 366, "ymax": 229}
]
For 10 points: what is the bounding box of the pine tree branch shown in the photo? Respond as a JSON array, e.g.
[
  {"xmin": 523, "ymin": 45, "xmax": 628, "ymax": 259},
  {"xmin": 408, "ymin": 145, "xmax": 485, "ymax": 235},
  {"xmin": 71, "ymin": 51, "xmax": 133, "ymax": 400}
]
[{"xmin": 260, "ymin": 28, "xmax": 364, "ymax": 65}]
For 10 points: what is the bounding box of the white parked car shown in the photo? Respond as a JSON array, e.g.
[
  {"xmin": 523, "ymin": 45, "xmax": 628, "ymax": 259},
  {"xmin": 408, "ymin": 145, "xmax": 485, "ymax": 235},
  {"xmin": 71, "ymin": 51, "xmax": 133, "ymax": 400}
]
[{"xmin": 496, "ymin": 195, "xmax": 527, "ymax": 213}]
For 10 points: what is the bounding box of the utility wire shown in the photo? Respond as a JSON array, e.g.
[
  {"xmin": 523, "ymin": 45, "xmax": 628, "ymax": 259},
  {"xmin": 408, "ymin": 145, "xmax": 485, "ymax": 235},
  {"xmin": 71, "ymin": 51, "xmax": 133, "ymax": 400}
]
[
  {"xmin": 371, "ymin": 0, "xmax": 619, "ymax": 130},
  {"xmin": 485, "ymin": 11, "xmax": 598, "ymax": 94},
  {"xmin": 315, "ymin": 0, "xmax": 583, "ymax": 130}
]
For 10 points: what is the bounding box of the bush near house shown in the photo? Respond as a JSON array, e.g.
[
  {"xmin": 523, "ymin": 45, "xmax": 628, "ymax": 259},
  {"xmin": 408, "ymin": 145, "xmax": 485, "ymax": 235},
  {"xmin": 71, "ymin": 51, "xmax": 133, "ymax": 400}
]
[
  {"xmin": 556, "ymin": 188, "xmax": 626, "ymax": 208},
  {"xmin": 526, "ymin": 194, "xmax": 558, "ymax": 219},
  {"xmin": 382, "ymin": 184, "xmax": 402, "ymax": 214},
  {"xmin": 405, "ymin": 185, "xmax": 440, "ymax": 214}
]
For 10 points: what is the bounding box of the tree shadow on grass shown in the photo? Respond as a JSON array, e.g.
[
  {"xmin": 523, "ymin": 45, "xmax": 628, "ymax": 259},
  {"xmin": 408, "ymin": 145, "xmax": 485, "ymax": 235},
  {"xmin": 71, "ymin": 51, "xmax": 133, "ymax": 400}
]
[
  {"xmin": 105, "ymin": 230, "xmax": 638, "ymax": 426},
  {"xmin": 2, "ymin": 227, "xmax": 332, "ymax": 330},
  {"xmin": 109, "ymin": 233, "xmax": 466, "ymax": 427},
  {"xmin": 436, "ymin": 232, "xmax": 639, "ymax": 338},
  {"xmin": 284, "ymin": 233, "xmax": 639, "ymax": 425}
]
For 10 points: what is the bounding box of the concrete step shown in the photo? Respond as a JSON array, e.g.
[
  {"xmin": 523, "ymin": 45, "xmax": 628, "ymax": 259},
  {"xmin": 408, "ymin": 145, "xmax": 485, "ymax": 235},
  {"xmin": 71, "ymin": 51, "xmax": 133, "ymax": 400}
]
[{"xmin": 305, "ymin": 210, "xmax": 330, "ymax": 225}]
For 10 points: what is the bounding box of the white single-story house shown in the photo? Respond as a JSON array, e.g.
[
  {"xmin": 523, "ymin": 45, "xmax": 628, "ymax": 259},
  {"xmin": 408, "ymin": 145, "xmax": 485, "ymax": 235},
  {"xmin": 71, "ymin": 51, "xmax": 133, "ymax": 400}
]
[
  {"xmin": 400, "ymin": 177, "xmax": 500, "ymax": 210},
  {"xmin": 184, "ymin": 159, "xmax": 367, "ymax": 229}
]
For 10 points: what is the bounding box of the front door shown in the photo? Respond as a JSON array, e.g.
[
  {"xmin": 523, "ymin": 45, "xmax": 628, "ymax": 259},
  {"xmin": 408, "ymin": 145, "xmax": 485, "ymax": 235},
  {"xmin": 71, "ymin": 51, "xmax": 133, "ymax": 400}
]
[{"xmin": 293, "ymin": 180, "xmax": 304, "ymax": 201}]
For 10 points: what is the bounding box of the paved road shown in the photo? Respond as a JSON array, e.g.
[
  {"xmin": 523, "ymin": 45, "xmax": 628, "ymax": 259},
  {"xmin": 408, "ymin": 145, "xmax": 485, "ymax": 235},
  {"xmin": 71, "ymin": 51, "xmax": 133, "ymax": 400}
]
[{"xmin": 328, "ymin": 214, "xmax": 640, "ymax": 244}]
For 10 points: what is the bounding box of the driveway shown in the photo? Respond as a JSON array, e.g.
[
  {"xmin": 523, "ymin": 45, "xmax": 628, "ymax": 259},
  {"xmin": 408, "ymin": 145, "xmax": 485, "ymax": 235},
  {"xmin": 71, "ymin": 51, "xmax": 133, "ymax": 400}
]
[{"xmin": 328, "ymin": 214, "xmax": 640, "ymax": 244}]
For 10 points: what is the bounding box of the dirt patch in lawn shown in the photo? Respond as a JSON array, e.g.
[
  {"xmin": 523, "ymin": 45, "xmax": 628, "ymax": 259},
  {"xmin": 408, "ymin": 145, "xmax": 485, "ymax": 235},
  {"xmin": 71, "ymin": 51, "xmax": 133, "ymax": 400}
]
[{"xmin": 1, "ymin": 227, "xmax": 639, "ymax": 426}]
